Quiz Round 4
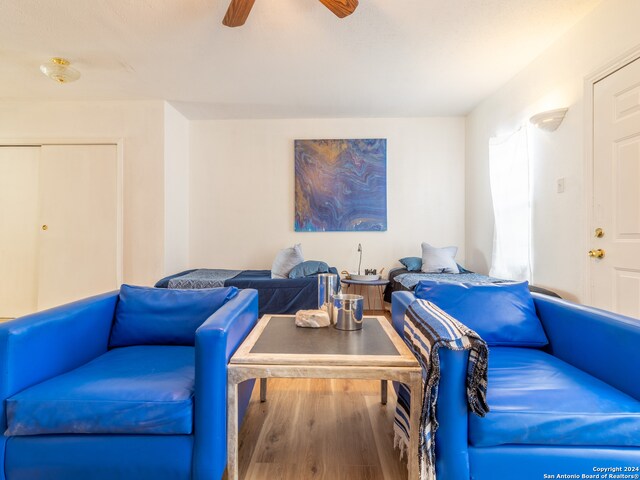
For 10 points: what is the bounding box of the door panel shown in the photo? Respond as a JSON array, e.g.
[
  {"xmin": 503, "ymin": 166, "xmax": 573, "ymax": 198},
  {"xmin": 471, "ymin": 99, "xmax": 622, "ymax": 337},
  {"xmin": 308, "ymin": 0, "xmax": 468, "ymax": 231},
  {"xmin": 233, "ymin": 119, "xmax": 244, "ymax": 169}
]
[
  {"xmin": 0, "ymin": 147, "xmax": 40, "ymax": 317},
  {"xmin": 615, "ymin": 137, "xmax": 640, "ymax": 236},
  {"xmin": 614, "ymin": 269, "xmax": 640, "ymax": 318},
  {"xmin": 37, "ymin": 145, "xmax": 118, "ymax": 310},
  {"xmin": 592, "ymin": 57, "xmax": 640, "ymax": 318}
]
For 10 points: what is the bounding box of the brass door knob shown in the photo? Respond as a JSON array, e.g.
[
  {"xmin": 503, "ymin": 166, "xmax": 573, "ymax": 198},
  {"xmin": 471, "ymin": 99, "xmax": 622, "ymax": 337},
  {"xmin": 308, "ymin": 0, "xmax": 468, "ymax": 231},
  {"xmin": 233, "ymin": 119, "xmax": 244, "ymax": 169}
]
[
  {"xmin": 42, "ymin": 225, "xmax": 48, "ymax": 231},
  {"xmin": 588, "ymin": 249, "xmax": 605, "ymax": 258}
]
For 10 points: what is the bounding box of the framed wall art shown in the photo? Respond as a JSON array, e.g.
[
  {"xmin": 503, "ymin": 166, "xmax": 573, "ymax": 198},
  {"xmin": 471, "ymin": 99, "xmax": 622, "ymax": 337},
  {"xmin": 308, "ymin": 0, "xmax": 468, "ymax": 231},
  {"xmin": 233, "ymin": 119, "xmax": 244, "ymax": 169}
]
[{"xmin": 294, "ymin": 138, "xmax": 387, "ymax": 232}]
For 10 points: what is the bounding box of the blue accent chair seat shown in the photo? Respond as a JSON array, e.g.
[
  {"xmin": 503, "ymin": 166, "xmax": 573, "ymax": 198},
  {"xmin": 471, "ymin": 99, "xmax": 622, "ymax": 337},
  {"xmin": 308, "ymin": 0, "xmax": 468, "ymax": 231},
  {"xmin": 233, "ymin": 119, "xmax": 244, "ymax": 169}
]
[
  {"xmin": 1, "ymin": 286, "xmax": 259, "ymax": 480},
  {"xmin": 392, "ymin": 289, "xmax": 640, "ymax": 480}
]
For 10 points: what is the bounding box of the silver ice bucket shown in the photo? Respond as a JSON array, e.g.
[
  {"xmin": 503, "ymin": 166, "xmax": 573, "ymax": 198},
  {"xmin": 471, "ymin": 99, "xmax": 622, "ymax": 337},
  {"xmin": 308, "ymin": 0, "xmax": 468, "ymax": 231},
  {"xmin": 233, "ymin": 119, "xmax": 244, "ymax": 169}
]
[
  {"xmin": 317, "ymin": 273, "xmax": 338, "ymax": 314},
  {"xmin": 332, "ymin": 294, "xmax": 364, "ymax": 331}
]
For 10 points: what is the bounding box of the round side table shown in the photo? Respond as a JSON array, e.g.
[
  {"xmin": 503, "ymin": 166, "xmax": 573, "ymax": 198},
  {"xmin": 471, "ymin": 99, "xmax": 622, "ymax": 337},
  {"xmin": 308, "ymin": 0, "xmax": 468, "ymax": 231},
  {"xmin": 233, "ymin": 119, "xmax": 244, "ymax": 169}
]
[{"xmin": 341, "ymin": 278, "xmax": 390, "ymax": 312}]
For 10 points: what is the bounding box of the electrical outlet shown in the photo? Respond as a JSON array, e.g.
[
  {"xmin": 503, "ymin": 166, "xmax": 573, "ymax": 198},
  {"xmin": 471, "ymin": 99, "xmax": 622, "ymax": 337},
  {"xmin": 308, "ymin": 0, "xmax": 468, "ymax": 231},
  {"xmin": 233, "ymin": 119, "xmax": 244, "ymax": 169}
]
[{"xmin": 557, "ymin": 177, "xmax": 565, "ymax": 193}]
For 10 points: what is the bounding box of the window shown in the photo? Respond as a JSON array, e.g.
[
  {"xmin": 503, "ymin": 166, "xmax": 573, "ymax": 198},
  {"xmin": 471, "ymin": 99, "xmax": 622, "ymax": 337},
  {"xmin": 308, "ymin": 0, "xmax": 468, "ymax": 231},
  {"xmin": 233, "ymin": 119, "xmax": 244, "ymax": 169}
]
[{"xmin": 489, "ymin": 127, "xmax": 531, "ymax": 281}]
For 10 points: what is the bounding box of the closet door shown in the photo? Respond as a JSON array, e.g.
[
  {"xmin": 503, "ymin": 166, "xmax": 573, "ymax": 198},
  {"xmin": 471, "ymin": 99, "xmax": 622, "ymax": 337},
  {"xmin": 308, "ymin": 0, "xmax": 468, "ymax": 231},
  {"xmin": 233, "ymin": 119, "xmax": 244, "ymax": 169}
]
[
  {"xmin": 37, "ymin": 145, "xmax": 118, "ymax": 310},
  {"xmin": 0, "ymin": 147, "xmax": 40, "ymax": 318},
  {"xmin": 591, "ymin": 57, "xmax": 640, "ymax": 317}
]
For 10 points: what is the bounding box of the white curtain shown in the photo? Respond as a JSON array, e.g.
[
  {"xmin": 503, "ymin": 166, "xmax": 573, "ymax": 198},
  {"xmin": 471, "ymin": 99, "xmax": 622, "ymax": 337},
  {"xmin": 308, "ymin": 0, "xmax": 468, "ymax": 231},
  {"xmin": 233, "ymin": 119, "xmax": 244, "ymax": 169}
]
[{"xmin": 489, "ymin": 127, "xmax": 531, "ymax": 281}]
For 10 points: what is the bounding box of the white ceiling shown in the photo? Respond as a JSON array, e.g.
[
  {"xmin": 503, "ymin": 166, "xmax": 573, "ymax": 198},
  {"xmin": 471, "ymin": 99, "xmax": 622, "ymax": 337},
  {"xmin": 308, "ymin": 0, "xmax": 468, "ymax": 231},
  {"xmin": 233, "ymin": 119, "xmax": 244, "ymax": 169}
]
[{"xmin": 0, "ymin": 0, "xmax": 600, "ymax": 119}]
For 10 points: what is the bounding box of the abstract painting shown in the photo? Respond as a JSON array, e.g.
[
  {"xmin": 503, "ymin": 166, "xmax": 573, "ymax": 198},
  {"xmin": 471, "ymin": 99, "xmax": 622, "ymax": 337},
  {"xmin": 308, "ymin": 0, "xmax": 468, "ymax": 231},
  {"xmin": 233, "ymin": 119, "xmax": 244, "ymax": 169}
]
[{"xmin": 295, "ymin": 139, "xmax": 387, "ymax": 232}]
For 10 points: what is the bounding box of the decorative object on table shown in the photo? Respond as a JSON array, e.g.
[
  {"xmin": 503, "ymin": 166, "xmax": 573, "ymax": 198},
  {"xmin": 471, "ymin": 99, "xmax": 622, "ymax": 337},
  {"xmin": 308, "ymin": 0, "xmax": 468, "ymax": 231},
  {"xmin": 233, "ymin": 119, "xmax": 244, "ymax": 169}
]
[
  {"xmin": 294, "ymin": 139, "xmax": 387, "ymax": 232},
  {"xmin": 317, "ymin": 273, "xmax": 338, "ymax": 315},
  {"xmin": 271, "ymin": 243, "xmax": 304, "ymax": 279},
  {"xmin": 294, "ymin": 309, "xmax": 331, "ymax": 328},
  {"xmin": 331, "ymin": 294, "xmax": 364, "ymax": 330},
  {"xmin": 357, "ymin": 243, "xmax": 363, "ymax": 274},
  {"xmin": 349, "ymin": 273, "xmax": 381, "ymax": 281}
]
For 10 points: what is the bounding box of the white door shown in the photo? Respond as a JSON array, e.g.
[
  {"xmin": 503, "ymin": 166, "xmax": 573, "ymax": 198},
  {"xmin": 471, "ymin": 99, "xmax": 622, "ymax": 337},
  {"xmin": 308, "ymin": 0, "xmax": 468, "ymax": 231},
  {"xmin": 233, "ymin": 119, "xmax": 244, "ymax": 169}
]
[
  {"xmin": 37, "ymin": 145, "xmax": 118, "ymax": 310},
  {"xmin": 591, "ymin": 57, "xmax": 640, "ymax": 318},
  {"xmin": 0, "ymin": 147, "xmax": 40, "ymax": 318}
]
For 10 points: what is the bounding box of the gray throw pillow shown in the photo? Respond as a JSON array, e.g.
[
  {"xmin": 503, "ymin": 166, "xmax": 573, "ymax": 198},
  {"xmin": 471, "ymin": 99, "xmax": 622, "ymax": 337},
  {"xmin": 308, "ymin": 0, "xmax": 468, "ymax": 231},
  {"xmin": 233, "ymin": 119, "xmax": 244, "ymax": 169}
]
[
  {"xmin": 421, "ymin": 243, "xmax": 460, "ymax": 273},
  {"xmin": 271, "ymin": 244, "xmax": 304, "ymax": 279}
]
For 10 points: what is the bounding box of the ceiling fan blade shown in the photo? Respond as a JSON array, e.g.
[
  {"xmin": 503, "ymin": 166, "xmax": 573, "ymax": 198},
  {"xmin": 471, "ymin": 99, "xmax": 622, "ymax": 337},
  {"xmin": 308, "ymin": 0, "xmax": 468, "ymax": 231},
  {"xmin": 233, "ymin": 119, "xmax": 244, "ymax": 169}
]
[
  {"xmin": 318, "ymin": 0, "xmax": 359, "ymax": 18},
  {"xmin": 222, "ymin": 0, "xmax": 256, "ymax": 27}
]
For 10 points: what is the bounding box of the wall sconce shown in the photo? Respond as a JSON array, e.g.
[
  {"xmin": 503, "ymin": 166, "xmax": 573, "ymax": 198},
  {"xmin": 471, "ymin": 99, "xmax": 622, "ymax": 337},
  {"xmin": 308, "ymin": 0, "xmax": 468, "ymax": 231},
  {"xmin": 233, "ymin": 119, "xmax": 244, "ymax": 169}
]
[
  {"xmin": 529, "ymin": 108, "xmax": 568, "ymax": 132},
  {"xmin": 40, "ymin": 57, "xmax": 81, "ymax": 84}
]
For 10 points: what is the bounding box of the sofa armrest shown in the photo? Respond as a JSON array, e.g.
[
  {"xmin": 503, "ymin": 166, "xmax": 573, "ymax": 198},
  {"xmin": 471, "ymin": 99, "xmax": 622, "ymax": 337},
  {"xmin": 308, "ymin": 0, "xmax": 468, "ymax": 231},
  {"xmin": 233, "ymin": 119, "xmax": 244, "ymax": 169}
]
[
  {"xmin": 391, "ymin": 291, "xmax": 415, "ymax": 337},
  {"xmin": 533, "ymin": 293, "xmax": 640, "ymax": 400},
  {"xmin": 391, "ymin": 291, "xmax": 471, "ymax": 480},
  {"xmin": 0, "ymin": 292, "xmax": 117, "ymax": 432},
  {"xmin": 193, "ymin": 288, "xmax": 259, "ymax": 480}
]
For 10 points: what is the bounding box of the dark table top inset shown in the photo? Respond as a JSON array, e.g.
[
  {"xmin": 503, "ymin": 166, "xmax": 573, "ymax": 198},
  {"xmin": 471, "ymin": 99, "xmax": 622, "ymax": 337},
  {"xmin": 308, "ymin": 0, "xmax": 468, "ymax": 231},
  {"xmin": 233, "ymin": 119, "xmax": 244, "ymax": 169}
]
[{"xmin": 250, "ymin": 316, "xmax": 399, "ymax": 356}]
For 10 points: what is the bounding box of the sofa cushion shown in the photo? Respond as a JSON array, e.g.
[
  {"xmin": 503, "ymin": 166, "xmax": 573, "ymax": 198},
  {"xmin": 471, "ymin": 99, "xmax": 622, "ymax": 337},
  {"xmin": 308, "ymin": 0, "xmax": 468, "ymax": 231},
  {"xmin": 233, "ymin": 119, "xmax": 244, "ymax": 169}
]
[
  {"xmin": 421, "ymin": 243, "xmax": 459, "ymax": 273},
  {"xmin": 271, "ymin": 243, "xmax": 304, "ymax": 279},
  {"xmin": 399, "ymin": 256, "xmax": 422, "ymax": 272},
  {"xmin": 288, "ymin": 260, "xmax": 330, "ymax": 279},
  {"xmin": 414, "ymin": 280, "xmax": 548, "ymax": 347},
  {"xmin": 6, "ymin": 346, "xmax": 195, "ymax": 436},
  {"xmin": 469, "ymin": 347, "xmax": 640, "ymax": 447},
  {"xmin": 109, "ymin": 284, "xmax": 238, "ymax": 347}
]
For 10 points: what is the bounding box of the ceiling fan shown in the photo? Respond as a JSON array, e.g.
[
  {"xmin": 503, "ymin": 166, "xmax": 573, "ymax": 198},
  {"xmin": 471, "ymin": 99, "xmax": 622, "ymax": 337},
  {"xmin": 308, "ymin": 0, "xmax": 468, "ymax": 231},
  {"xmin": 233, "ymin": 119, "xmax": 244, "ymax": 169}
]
[{"xmin": 222, "ymin": 0, "xmax": 359, "ymax": 27}]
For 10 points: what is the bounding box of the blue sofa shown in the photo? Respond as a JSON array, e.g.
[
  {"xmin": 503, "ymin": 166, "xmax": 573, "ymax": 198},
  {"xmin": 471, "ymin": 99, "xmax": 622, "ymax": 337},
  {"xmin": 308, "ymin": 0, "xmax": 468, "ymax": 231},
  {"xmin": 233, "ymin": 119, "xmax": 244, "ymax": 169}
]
[
  {"xmin": 0, "ymin": 286, "xmax": 259, "ymax": 480},
  {"xmin": 393, "ymin": 289, "xmax": 640, "ymax": 480}
]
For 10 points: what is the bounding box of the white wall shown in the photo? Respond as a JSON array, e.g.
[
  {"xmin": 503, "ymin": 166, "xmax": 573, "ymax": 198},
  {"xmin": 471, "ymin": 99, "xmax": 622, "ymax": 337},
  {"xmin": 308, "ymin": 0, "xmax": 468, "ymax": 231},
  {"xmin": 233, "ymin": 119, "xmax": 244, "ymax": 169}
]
[
  {"xmin": 465, "ymin": 0, "xmax": 640, "ymax": 301},
  {"xmin": 189, "ymin": 117, "xmax": 465, "ymax": 274},
  {"xmin": 164, "ymin": 102, "xmax": 190, "ymax": 275},
  {"xmin": 0, "ymin": 100, "xmax": 165, "ymax": 286}
]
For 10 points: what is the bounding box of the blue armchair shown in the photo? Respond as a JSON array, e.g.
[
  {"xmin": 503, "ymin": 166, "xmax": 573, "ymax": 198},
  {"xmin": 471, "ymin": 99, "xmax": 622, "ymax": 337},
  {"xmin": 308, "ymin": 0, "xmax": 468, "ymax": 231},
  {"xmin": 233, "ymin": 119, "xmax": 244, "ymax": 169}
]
[
  {"xmin": 0, "ymin": 285, "xmax": 259, "ymax": 480},
  {"xmin": 393, "ymin": 289, "xmax": 640, "ymax": 480}
]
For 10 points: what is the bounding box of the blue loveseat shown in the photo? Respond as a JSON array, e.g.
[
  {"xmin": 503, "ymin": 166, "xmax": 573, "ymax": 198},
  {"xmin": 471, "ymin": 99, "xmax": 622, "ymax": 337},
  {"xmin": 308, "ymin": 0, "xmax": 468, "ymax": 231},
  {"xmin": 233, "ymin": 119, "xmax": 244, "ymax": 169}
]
[
  {"xmin": 0, "ymin": 285, "xmax": 259, "ymax": 480},
  {"xmin": 393, "ymin": 286, "xmax": 640, "ymax": 480}
]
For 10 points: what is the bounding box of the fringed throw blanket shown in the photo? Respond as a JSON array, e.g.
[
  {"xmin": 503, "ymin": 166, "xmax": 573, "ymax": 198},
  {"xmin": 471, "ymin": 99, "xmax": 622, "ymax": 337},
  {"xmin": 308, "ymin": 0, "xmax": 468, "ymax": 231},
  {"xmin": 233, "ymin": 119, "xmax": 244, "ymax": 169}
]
[{"xmin": 394, "ymin": 299, "xmax": 490, "ymax": 480}]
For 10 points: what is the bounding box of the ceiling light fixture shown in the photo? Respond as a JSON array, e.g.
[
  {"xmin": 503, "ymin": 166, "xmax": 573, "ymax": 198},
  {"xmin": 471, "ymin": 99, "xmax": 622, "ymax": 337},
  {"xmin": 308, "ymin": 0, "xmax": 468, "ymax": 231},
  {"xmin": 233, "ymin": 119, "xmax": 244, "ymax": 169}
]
[
  {"xmin": 40, "ymin": 57, "xmax": 81, "ymax": 84},
  {"xmin": 529, "ymin": 108, "xmax": 568, "ymax": 132}
]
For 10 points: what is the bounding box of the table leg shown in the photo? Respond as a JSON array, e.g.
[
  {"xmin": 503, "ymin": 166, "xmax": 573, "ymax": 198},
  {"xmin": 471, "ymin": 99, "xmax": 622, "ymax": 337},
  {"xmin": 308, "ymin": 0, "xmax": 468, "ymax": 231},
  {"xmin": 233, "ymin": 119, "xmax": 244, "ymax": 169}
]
[
  {"xmin": 408, "ymin": 372, "xmax": 423, "ymax": 480},
  {"xmin": 364, "ymin": 285, "xmax": 371, "ymax": 310},
  {"xmin": 227, "ymin": 377, "xmax": 239, "ymax": 480},
  {"xmin": 380, "ymin": 379, "xmax": 388, "ymax": 405},
  {"xmin": 377, "ymin": 285, "xmax": 385, "ymax": 313},
  {"xmin": 260, "ymin": 378, "xmax": 267, "ymax": 402}
]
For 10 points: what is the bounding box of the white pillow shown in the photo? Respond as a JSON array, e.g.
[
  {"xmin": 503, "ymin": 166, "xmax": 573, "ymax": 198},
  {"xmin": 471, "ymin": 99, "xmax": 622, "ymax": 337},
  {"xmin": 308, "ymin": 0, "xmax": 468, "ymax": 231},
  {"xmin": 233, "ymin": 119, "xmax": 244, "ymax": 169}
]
[
  {"xmin": 421, "ymin": 243, "xmax": 460, "ymax": 274},
  {"xmin": 271, "ymin": 244, "xmax": 304, "ymax": 279}
]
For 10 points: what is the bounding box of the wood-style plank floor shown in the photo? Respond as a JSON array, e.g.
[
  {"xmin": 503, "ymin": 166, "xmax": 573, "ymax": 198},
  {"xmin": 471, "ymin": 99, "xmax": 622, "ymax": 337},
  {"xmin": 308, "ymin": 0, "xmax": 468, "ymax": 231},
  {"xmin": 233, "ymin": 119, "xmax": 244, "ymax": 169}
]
[
  {"xmin": 236, "ymin": 378, "xmax": 408, "ymax": 480},
  {"xmin": 233, "ymin": 310, "xmax": 408, "ymax": 480}
]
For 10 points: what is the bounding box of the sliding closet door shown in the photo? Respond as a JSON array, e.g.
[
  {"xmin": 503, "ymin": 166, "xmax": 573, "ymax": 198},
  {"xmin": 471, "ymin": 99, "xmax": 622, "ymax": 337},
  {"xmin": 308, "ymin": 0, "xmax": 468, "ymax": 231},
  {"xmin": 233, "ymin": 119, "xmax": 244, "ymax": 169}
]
[
  {"xmin": 37, "ymin": 145, "xmax": 118, "ymax": 310},
  {"xmin": 0, "ymin": 147, "xmax": 40, "ymax": 318}
]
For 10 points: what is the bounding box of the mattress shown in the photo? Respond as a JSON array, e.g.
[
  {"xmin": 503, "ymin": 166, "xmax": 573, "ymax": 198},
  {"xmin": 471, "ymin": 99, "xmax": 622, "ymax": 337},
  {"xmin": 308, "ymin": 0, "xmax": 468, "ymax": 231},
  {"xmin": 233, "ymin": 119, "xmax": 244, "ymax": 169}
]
[{"xmin": 155, "ymin": 268, "xmax": 339, "ymax": 316}]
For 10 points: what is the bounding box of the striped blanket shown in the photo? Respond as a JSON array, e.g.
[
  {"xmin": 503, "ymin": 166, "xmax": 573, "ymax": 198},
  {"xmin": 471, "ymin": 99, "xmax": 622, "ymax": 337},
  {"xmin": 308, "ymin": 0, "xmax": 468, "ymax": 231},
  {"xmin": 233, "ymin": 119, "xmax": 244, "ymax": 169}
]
[{"xmin": 394, "ymin": 299, "xmax": 490, "ymax": 479}]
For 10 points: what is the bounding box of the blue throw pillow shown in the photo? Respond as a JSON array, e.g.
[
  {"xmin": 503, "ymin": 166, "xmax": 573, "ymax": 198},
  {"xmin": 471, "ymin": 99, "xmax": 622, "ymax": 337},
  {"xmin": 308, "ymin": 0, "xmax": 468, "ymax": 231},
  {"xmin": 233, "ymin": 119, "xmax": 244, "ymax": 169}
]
[
  {"xmin": 399, "ymin": 257, "xmax": 422, "ymax": 272},
  {"xmin": 288, "ymin": 260, "xmax": 330, "ymax": 279},
  {"xmin": 414, "ymin": 281, "xmax": 548, "ymax": 347},
  {"xmin": 457, "ymin": 263, "xmax": 471, "ymax": 273},
  {"xmin": 109, "ymin": 285, "xmax": 239, "ymax": 347}
]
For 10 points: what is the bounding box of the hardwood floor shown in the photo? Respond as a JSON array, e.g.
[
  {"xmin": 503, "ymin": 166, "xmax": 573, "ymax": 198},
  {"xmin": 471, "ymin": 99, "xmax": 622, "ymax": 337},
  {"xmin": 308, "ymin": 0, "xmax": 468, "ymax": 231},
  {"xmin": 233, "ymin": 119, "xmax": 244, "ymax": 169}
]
[{"xmin": 236, "ymin": 377, "xmax": 408, "ymax": 480}]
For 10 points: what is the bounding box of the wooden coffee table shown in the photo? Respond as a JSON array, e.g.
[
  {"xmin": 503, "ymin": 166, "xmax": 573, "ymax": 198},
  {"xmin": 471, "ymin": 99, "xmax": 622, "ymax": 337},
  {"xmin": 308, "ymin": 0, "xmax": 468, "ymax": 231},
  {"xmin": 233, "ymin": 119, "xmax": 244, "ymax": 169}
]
[{"xmin": 226, "ymin": 314, "xmax": 422, "ymax": 480}]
